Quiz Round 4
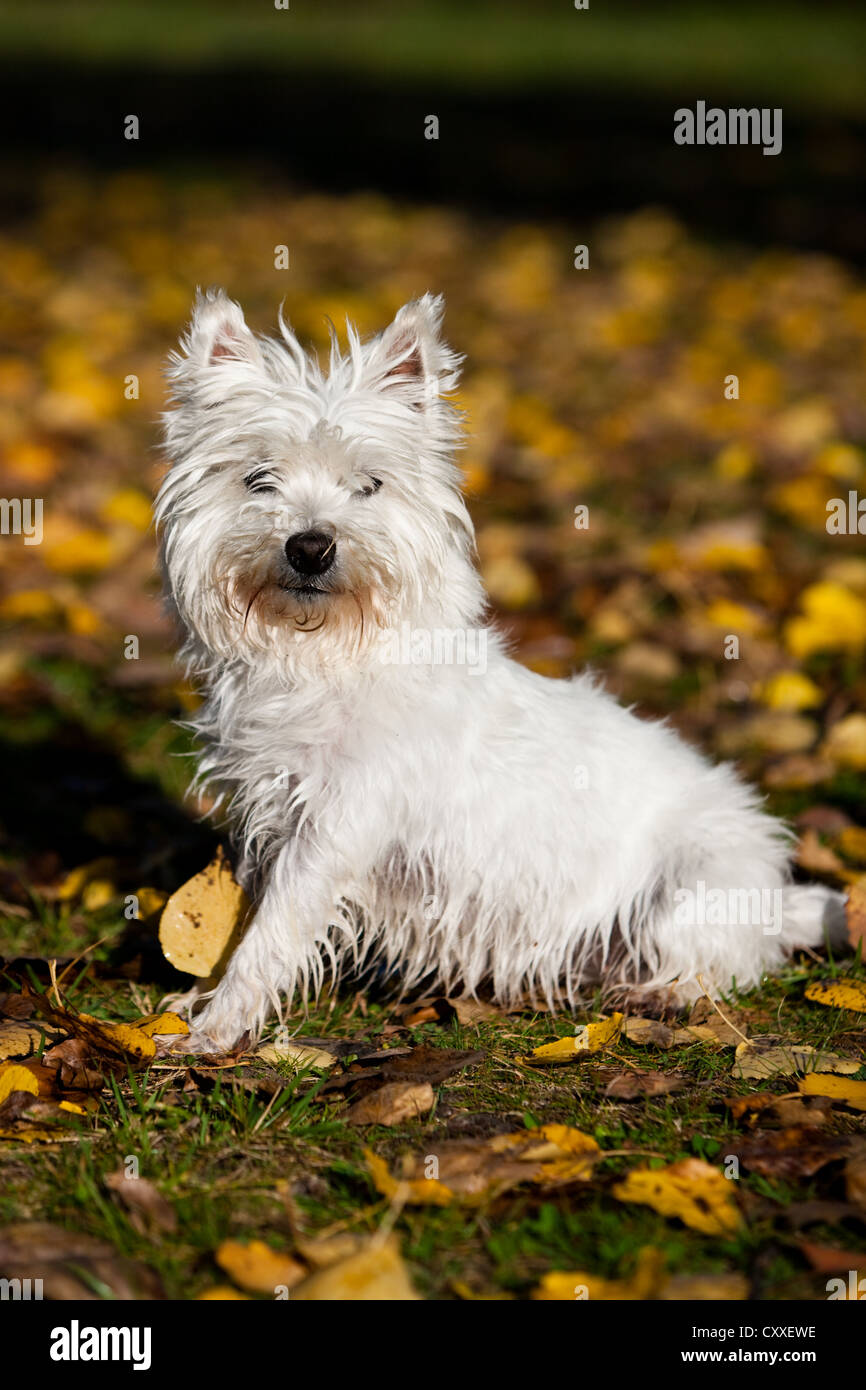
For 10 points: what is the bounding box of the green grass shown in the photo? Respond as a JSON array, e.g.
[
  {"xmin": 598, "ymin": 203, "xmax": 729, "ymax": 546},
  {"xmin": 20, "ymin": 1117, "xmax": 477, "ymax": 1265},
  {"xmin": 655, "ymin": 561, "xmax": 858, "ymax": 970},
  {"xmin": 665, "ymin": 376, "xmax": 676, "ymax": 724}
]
[
  {"xmin": 1, "ymin": 919, "xmax": 864, "ymax": 1300},
  {"xmin": 1, "ymin": 2, "xmax": 865, "ymax": 115}
]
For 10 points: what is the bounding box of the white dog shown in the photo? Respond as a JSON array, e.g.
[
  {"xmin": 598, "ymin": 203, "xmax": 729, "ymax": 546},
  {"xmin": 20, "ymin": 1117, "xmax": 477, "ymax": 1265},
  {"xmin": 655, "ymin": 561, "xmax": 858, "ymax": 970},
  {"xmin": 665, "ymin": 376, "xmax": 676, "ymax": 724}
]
[{"xmin": 157, "ymin": 289, "xmax": 844, "ymax": 1049}]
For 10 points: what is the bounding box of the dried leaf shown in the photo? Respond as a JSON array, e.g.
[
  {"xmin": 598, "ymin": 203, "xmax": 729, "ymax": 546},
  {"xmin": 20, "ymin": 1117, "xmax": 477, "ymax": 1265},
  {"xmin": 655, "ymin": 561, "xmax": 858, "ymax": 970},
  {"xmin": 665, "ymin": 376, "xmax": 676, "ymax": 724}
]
[
  {"xmin": 346, "ymin": 1081, "xmax": 434, "ymax": 1126},
  {"xmin": 215, "ymin": 1239, "xmax": 305, "ymax": 1295},
  {"xmin": 0, "ymin": 1064, "xmax": 39, "ymax": 1105},
  {"xmin": 366, "ymin": 1123, "xmax": 601, "ymax": 1206},
  {"xmin": 159, "ymin": 846, "xmax": 250, "ymax": 978},
  {"xmin": 798, "ymin": 1074, "xmax": 866, "ymax": 1111},
  {"xmin": 805, "ymin": 978, "xmax": 866, "ymax": 1014},
  {"xmin": 290, "ymin": 1235, "xmax": 419, "ymax": 1301},
  {"xmin": 522, "ymin": 1013, "xmax": 623, "ymax": 1063},
  {"xmin": 732, "ymin": 1035, "xmax": 860, "ymax": 1080},
  {"xmin": 105, "ymin": 1171, "xmax": 177, "ymax": 1234},
  {"xmin": 612, "ymin": 1158, "xmax": 741, "ymax": 1236}
]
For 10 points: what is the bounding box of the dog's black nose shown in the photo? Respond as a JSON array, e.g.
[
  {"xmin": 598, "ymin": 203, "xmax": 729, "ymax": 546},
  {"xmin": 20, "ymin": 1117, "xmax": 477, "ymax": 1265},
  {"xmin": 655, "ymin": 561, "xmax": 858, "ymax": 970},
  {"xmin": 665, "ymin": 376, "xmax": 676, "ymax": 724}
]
[{"xmin": 285, "ymin": 529, "xmax": 336, "ymax": 577}]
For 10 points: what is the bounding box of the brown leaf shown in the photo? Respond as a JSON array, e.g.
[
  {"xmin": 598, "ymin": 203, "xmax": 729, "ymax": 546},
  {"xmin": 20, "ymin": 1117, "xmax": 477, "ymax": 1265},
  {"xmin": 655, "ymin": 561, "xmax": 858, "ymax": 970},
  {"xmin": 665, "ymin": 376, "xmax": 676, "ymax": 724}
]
[
  {"xmin": 0, "ymin": 1221, "xmax": 163, "ymax": 1299},
  {"xmin": 727, "ymin": 1127, "xmax": 852, "ymax": 1179},
  {"xmin": 322, "ymin": 1045, "xmax": 483, "ymax": 1100},
  {"xmin": 602, "ymin": 1069, "xmax": 684, "ymax": 1100},
  {"xmin": 799, "ymin": 1240, "xmax": 866, "ymax": 1275},
  {"xmin": 346, "ymin": 1080, "xmax": 435, "ymax": 1126},
  {"xmin": 622, "ymin": 1017, "xmax": 675, "ymax": 1048},
  {"xmin": 105, "ymin": 1170, "xmax": 177, "ymax": 1234}
]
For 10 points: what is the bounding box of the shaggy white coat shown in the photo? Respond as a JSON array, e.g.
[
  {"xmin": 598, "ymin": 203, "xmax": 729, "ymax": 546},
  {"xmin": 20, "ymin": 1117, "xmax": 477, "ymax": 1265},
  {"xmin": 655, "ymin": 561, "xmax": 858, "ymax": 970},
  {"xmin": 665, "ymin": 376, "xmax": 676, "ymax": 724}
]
[{"xmin": 157, "ymin": 290, "xmax": 844, "ymax": 1048}]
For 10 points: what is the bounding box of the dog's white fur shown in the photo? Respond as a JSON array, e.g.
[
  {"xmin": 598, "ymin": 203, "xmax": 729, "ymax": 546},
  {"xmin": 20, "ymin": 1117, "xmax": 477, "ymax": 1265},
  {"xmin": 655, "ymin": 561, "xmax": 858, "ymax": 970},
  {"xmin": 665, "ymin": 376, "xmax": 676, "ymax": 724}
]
[{"xmin": 157, "ymin": 289, "xmax": 845, "ymax": 1049}]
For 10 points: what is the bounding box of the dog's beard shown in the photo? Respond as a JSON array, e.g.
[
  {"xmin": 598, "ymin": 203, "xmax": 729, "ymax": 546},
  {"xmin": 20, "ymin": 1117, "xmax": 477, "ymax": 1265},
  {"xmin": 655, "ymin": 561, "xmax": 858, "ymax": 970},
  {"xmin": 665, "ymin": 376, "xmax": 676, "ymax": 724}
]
[{"xmin": 203, "ymin": 544, "xmax": 393, "ymax": 669}]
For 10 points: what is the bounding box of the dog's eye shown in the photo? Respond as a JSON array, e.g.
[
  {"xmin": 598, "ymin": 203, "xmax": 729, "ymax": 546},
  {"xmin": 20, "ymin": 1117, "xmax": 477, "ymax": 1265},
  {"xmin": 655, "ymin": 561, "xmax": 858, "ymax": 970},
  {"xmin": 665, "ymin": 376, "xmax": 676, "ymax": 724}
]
[
  {"xmin": 244, "ymin": 469, "xmax": 277, "ymax": 494},
  {"xmin": 358, "ymin": 477, "xmax": 383, "ymax": 498}
]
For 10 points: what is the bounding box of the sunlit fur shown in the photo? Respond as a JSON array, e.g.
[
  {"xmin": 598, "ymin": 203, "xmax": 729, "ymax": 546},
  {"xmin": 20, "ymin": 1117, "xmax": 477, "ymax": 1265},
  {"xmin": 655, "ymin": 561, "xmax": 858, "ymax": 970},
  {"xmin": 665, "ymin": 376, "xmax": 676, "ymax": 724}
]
[{"xmin": 157, "ymin": 289, "xmax": 846, "ymax": 1048}]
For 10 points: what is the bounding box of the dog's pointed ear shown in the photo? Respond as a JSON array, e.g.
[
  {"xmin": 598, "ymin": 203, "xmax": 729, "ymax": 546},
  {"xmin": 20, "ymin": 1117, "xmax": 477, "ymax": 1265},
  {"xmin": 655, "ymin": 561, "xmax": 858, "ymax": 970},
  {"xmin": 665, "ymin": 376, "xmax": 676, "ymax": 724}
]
[
  {"xmin": 364, "ymin": 294, "xmax": 461, "ymax": 408},
  {"xmin": 175, "ymin": 289, "xmax": 265, "ymax": 374}
]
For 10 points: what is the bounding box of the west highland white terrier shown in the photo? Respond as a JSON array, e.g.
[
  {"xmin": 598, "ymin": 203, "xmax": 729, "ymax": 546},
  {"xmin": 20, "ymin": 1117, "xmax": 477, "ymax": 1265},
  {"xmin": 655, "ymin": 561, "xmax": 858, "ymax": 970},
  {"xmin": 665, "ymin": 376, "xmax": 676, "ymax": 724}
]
[{"xmin": 157, "ymin": 289, "xmax": 845, "ymax": 1049}]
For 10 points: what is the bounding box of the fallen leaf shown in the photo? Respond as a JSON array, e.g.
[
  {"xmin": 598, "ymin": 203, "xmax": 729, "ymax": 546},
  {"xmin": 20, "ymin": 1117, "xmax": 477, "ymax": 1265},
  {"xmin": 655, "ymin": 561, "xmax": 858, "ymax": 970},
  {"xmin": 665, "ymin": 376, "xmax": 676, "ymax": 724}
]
[
  {"xmin": 612, "ymin": 1158, "xmax": 741, "ymax": 1236},
  {"xmin": 659, "ymin": 1272, "xmax": 749, "ymax": 1300},
  {"xmin": 256, "ymin": 1041, "xmax": 337, "ymax": 1070},
  {"xmin": 0, "ymin": 1221, "xmax": 163, "ymax": 1299},
  {"xmin": 726, "ymin": 1128, "xmax": 853, "ymax": 1179},
  {"xmin": 290, "ymin": 1235, "xmax": 419, "ymax": 1301},
  {"xmin": 532, "ymin": 1247, "xmax": 665, "ymax": 1301},
  {"xmin": 623, "ymin": 1017, "xmax": 675, "ymax": 1048},
  {"xmin": 159, "ymin": 846, "xmax": 250, "ymax": 977},
  {"xmin": 134, "ymin": 1011, "xmax": 189, "ymax": 1038},
  {"xmin": 796, "ymin": 828, "xmax": 845, "ymax": 877},
  {"xmin": 105, "ymin": 1171, "xmax": 177, "ymax": 1234},
  {"xmin": 603, "ymin": 1069, "xmax": 684, "ymax": 1100},
  {"xmin": 732, "ymin": 1035, "xmax": 861, "ymax": 1079},
  {"xmin": 197, "ymin": 1285, "xmax": 252, "ymax": 1300},
  {"xmin": 215, "ymin": 1238, "xmax": 305, "ymax": 1295},
  {"xmin": 0, "ymin": 1020, "xmax": 61, "ymax": 1061},
  {"xmin": 805, "ymin": 978, "xmax": 866, "ymax": 1013},
  {"xmin": 799, "ymin": 1074, "xmax": 866, "ymax": 1111},
  {"xmin": 346, "ymin": 1080, "xmax": 434, "ymax": 1126},
  {"xmin": 0, "ymin": 1064, "xmax": 39, "ymax": 1105},
  {"xmin": 523, "ymin": 1013, "xmax": 623, "ymax": 1063},
  {"xmin": 799, "ymin": 1241, "xmax": 866, "ymax": 1275},
  {"xmin": 367, "ymin": 1123, "xmax": 601, "ymax": 1206}
]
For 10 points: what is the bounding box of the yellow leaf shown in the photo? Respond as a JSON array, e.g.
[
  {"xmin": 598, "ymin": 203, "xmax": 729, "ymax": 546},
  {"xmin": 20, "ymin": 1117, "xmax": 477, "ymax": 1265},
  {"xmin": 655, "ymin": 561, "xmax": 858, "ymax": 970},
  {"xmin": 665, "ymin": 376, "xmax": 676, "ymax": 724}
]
[
  {"xmin": 215, "ymin": 1239, "xmax": 305, "ymax": 1295},
  {"xmin": 42, "ymin": 522, "xmax": 115, "ymax": 575},
  {"xmin": 134, "ymin": 887, "xmax": 168, "ymax": 919},
  {"xmin": 523, "ymin": 1013, "xmax": 623, "ymax": 1063},
  {"xmin": 0, "ymin": 589, "xmax": 61, "ymax": 623},
  {"xmin": 56, "ymin": 857, "xmax": 118, "ymax": 903},
  {"xmin": 78, "ymin": 1017, "xmax": 156, "ymax": 1061},
  {"xmin": 366, "ymin": 1124, "xmax": 600, "ymax": 1207},
  {"xmin": 365, "ymin": 1150, "xmax": 455, "ymax": 1208},
  {"xmin": 612, "ymin": 1158, "xmax": 741, "ymax": 1236},
  {"xmin": 757, "ymin": 671, "xmax": 823, "ymax": 712},
  {"xmin": 838, "ymin": 828, "xmax": 866, "ymax": 864},
  {"xmin": 100, "ymin": 487, "xmax": 152, "ymax": 531},
  {"xmin": 533, "ymin": 1247, "xmax": 665, "ymax": 1301},
  {"xmin": 822, "ymin": 715, "xmax": 866, "ymax": 772},
  {"xmin": 291, "ymin": 1235, "xmax": 420, "ymax": 1301},
  {"xmin": 804, "ymin": 979, "xmax": 866, "ymax": 1014},
  {"xmin": 81, "ymin": 878, "xmax": 115, "ymax": 911},
  {"xmin": 255, "ymin": 1042, "xmax": 337, "ymax": 1070},
  {"xmin": 159, "ymin": 847, "xmax": 250, "ymax": 978},
  {"xmin": 0, "ymin": 1064, "xmax": 39, "ymax": 1104},
  {"xmin": 134, "ymin": 1012, "xmax": 189, "ymax": 1038},
  {"xmin": 196, "ymin": 1286, "xmax": 252, "ymax": 1301},
  {"xmin": 785, "ymin": 583, "xmax": 866, "ymax": 659},
  {"xmin": 798, "ymin": 1074, "xmax": 866, "ymax": 1111}
]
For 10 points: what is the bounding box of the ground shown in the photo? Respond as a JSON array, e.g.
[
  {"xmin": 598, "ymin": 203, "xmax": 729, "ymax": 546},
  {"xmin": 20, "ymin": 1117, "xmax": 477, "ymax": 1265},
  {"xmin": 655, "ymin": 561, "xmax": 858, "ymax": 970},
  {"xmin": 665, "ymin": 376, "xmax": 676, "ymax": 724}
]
[{"xmin": 0, "ymin": 172, "xmax": 865, "ymax": 1300}]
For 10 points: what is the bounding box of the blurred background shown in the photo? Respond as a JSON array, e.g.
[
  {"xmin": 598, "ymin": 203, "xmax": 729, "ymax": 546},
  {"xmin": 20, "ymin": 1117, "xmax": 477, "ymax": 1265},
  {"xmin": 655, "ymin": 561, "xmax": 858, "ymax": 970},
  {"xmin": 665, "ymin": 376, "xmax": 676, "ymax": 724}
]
[{"xmin": 2, "ymin": 0, "xmax": 866, "ymax": 923}]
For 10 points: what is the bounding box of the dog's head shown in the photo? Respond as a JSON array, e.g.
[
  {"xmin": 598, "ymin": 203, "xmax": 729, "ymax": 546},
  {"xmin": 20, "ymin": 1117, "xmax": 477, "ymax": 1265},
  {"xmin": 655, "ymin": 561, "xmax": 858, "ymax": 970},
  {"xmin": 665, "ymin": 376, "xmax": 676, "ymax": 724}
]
[{"xmin": 157, "ymin": 290, "xmax": 483, "ymax": 672}]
